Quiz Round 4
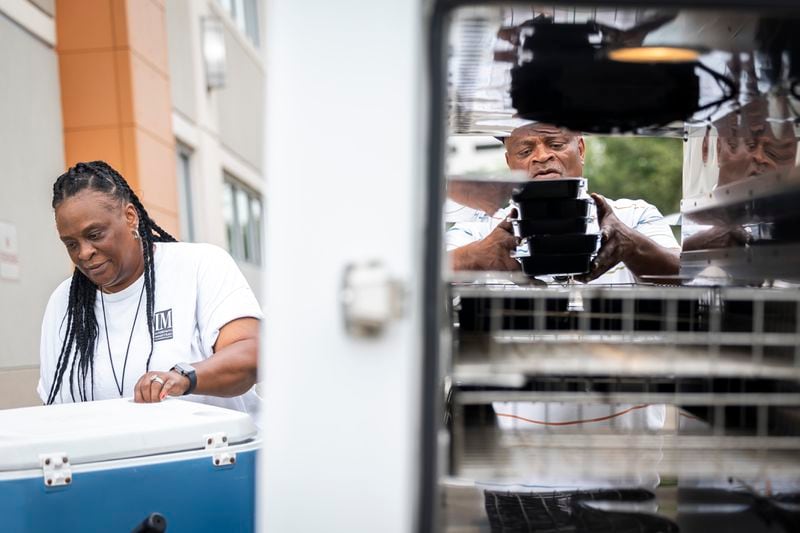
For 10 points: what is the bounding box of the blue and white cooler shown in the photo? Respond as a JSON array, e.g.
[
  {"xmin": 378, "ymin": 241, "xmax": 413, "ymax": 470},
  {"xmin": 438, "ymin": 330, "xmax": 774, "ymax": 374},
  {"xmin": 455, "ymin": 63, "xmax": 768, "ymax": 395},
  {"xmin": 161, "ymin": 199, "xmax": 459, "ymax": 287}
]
[{"xmin": 0, "ymin": 398, "xmax": 259, "ymax": 532}]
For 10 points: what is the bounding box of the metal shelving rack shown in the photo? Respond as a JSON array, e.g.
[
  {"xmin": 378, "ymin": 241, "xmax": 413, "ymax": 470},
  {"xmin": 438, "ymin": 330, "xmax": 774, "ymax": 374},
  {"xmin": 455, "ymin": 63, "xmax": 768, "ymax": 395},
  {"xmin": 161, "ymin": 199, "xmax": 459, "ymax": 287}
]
[
  {"xmin": 446, "ymin": 283, "xmax": 800, "ymax": 478},
  {"xmin": 441, "ymin": 283, "xmax": 800, "ymax": 531},
  {"xmin": 435, "ymin": 3, "xmax": 800, "ymax": 532},
  {"xmin": 453, "ymin": 285, "xmax": 800, "ymax": 380}
]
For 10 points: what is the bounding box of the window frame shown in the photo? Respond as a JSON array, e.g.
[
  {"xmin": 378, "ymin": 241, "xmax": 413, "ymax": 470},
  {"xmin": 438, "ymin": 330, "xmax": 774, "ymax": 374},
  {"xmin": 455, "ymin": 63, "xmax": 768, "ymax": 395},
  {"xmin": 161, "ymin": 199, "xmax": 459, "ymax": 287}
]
[
  {"xmin": 223, "ymin": 173, "xmax": 263, "ymax": 265},
  {"xmin": 216, "ymin": 0, "xmax": 260, "ymax": 47},
  {"xmin": 176, "ymin": 143, "xmax": 196, "ymax": 242}
]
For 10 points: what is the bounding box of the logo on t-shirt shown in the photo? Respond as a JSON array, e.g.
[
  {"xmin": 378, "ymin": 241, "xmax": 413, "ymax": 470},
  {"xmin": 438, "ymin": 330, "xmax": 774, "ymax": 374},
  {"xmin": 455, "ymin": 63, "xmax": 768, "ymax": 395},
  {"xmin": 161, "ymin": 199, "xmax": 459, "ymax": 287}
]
[{"xmin": 154, "ymin": 309, "xmax": 174, "ymax": 342}]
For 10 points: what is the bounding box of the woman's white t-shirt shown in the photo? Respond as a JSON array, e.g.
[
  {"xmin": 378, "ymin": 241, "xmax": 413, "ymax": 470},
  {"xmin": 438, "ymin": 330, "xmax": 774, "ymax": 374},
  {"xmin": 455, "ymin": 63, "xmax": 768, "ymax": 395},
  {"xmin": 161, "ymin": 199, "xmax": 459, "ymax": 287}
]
[{"xmin": 38, "ymin": 242, "xmax": 263, "ymax": 415}]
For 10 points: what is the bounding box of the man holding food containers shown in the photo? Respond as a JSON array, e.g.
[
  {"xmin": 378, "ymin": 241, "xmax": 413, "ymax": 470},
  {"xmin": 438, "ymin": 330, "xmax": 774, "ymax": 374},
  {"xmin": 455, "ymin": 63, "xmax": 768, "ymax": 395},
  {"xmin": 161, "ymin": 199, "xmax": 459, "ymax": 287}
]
[{"xmin": 447, "ymin": 122, "xmax": 681, "ymax": 284}]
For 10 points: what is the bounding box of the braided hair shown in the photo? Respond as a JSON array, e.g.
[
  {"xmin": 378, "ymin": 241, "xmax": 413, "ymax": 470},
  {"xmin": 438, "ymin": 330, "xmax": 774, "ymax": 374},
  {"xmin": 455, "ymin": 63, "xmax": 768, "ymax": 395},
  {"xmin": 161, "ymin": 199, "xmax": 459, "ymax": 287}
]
[{"xmin": 47, "ymin": 161, "xmax": 177, "ymax": 404}]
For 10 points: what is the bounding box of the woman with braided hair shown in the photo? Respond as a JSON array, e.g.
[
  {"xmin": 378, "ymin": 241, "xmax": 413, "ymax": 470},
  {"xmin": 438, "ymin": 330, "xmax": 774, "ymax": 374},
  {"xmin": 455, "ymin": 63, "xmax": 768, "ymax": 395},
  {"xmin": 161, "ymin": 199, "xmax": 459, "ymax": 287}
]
[{"xmin": 38, "ymin": 161, "xmax": 262, "ymax": 414}]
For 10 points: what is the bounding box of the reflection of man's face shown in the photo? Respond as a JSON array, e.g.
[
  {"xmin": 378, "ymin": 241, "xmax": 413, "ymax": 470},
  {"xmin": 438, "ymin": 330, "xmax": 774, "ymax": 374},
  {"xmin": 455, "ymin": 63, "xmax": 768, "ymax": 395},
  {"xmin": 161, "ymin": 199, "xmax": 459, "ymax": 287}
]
[
  {"xmin": 717, "ymin": 124, "xmax": 797, "ymax": 186},
  {"xmin": 504, "ymin": 124, "xmax": 585, "ymax": 179}
]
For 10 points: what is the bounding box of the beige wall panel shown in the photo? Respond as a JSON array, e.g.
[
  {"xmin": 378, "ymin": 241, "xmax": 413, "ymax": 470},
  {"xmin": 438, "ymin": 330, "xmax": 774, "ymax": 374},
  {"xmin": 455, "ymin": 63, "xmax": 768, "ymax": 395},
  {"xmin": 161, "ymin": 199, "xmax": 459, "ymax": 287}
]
[
  {"xmin": 123, "ymin": 0, "xmax": 169, "ymax": 74},
  {"xmin": 59, "ymin": 50, "xmax": 121, "ymax": 129},
  {"xmin": 146, "ymin": 205, "xmax": 180, "ymax": 238},
  {"xmin": 59, "ymin": 0, "xmax": 178, "ymax": 221},
  {"xmin": 119, "ymin": 124, "xmax": 140, "ymax": 184},
  {"xmin": 110, "ymin": 0, "xmax": 128, "ymax": 48},
  {"xmin": 55, "ymin": 0, "xmax": 113, "ymax": 51},
  {"xmin": 0, "ymin": 14, "xmax": 68, "ymax": 375},
  {"xmin": 217, "ymin": 28, "xmax": 264, "ymax": 172},
  {"xmin": 113, "ymin": 49, "xmax": 134, "ymax": 124},
  {"xmin": 0, "ymin": 368, "xmax": 42, "ymax": 409},
  {"xmin": 129, "ymin": 52, "xmax": 172, "ymax": 143},
  {"xmin": 165, "ymin": 0, "xmax": 197, "ymax": 122},
  {"xmin": 63, "ymin": 127, "xmax": 124, "ymax": 169},
  {"xmin": 29, "ymin": 0, "xmax": 56, "ymax": 17},
  {"xmin": 131, "ymin": 127, "xmax": 178, "ymax": 214}
]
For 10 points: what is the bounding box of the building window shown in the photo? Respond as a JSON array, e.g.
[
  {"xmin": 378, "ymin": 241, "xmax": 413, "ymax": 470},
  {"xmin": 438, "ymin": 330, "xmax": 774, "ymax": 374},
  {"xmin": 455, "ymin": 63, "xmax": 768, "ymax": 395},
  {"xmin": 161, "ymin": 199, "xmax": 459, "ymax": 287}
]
[
  {"xmin": 176, "ymin": 144, "xmax": 195, "ymax": 242},
  {"xmin": 223, "ymin": 174, "xmax": 263, "ymax": 264},
  {"xmin": 217, "ymin": 0, "xmax": 260, "ymax": 46}
]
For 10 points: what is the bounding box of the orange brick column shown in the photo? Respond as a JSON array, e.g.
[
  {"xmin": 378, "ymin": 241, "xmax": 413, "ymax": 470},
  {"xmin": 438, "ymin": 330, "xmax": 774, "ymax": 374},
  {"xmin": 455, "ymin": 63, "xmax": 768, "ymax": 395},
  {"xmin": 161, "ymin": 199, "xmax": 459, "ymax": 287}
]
[{"xmin": 56, "ymin": 0, "xmax": 179, "ymax": 235}]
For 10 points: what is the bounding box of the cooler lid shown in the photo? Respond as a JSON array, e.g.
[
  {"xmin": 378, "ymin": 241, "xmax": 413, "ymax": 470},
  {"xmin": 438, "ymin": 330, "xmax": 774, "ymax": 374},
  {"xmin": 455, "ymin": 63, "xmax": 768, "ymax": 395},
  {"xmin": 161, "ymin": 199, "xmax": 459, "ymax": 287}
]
[{"xmin": 0, "ymin": 399, "xmax": 258, "ymax": 471}]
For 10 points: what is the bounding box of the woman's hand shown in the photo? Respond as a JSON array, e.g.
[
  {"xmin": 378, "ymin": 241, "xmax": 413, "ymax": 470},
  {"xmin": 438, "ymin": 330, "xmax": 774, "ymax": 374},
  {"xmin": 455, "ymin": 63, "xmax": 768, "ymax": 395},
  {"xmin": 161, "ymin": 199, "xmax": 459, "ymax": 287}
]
[
  {"xmin": 134, "ymin": 370, "xmax": 190, "ymax": 403},
  {"xmin": 132, "ymin": 317, "xmax": 259, "ymax": 403}
]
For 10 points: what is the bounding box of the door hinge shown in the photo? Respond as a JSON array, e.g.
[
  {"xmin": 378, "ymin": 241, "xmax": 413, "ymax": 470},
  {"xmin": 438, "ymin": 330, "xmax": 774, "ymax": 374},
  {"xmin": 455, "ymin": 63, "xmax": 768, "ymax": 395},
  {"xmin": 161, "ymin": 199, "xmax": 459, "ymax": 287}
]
[
  {"xmin": 40, "ymin": 452, "xmax": 72, "ymax": 487},
  {"xmin": 341, "ymin": 261, "xmax": 406, "ymax": 337},
  {"xmin": 204, "ymin": 432, "xmax": 236, "ymax": 467}
]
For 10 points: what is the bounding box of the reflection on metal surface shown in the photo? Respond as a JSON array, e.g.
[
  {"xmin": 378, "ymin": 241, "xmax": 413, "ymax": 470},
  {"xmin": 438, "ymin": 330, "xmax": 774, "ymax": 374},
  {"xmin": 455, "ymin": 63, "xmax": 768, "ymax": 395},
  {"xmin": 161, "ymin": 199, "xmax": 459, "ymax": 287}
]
[
  {"xmin": 442, "ymin": 5, "xmax": 800, "ymax": 532},
  {"xmin": 510, "ymin": 20, "xmax": 713, "ymax": 133},
  {"xmin": 681, "ymin": 94, "xmax": 800, "ymax": 282},
  {"xmin": 609, "ymin": 46, "xmax": 702, "ymax": 63},
  {"xmin": 453, "ymin": 426, "xmax": 800, "ymax": 480},
  {"xmin": 448, "ymin": 6, "xmax": 799, "ymax": 136},
  {"xmin": 446, "ymin": 172, "xmax": 527, "ymax": 215}
]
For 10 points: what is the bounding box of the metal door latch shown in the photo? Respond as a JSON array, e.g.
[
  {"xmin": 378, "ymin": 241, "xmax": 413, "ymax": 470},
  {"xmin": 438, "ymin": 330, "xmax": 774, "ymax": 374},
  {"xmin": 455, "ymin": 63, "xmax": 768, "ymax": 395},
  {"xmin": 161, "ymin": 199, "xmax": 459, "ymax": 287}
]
[
  {"xmin": 341, "ymin": 261, "xmax": 406, "ymax": 337},
  {"xmin": 40, "ymin": 452, "xmax": 72, "ymax": 487},
  {"xmin": 204, "ymin": 432, "xmax": 236, "ymax": 467}
]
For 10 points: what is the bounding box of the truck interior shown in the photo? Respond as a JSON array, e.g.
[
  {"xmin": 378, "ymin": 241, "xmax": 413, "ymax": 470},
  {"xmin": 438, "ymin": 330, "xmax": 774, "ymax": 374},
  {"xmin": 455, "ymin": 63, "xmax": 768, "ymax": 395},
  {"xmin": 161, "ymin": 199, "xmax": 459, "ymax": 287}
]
[{"xmin": 433, "ymin": 3, "xmax": 800, "ymax": 531}]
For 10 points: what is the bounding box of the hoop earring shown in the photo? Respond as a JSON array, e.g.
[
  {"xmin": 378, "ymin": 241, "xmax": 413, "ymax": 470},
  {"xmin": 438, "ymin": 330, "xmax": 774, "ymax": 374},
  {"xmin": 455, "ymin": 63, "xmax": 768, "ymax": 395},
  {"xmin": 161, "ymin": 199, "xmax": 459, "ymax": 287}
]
[{"xmin": 132, "ymin": 230, "xmax": 140, "ymax": 241}]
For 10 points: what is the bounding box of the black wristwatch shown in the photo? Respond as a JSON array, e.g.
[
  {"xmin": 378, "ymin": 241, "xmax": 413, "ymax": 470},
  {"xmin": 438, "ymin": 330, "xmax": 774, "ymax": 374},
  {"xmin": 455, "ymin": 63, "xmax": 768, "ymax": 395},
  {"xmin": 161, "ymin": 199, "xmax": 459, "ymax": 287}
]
[{"xmin": 170, "ymin": 362, "xmax": 197, "ymax": 395}]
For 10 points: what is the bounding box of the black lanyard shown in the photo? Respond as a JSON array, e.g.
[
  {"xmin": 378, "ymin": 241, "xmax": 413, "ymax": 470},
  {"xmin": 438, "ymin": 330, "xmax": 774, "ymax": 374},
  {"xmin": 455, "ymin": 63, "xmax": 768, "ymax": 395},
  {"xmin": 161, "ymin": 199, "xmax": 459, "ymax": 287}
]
[{"xmin": 100, "ymin": 283, "xmax": 146, "ymax": 397}]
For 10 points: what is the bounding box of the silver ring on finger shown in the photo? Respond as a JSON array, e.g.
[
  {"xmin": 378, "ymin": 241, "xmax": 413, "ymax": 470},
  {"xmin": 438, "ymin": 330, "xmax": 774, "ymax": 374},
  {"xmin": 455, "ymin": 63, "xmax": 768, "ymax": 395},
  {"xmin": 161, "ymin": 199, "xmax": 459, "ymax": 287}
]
[{"xmin": 150, "ymin": 375, "xmax": 165, "ymax": 386}]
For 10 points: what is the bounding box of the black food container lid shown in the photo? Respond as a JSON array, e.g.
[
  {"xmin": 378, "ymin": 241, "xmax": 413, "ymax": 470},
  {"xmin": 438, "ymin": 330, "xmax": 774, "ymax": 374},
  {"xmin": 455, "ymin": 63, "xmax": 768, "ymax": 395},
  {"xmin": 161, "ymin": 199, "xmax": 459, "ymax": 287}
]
[
  {"xmin": 524, "ymin": 233, "xmax": 600, "ymax": 254},
  {"xmin": 518, "ymin": 253, "xmax": 594, "ymax": 276},
  {"xmin": 511, "ymin": 177, "xmax": 587, "ymax": 201},
  {"xmin": 512, "ymin": 217, "xmax": 594, "ymax": 238},
  {"xmin": 515, "ymin": 197, "xmax": 594, "ymax": 220}
]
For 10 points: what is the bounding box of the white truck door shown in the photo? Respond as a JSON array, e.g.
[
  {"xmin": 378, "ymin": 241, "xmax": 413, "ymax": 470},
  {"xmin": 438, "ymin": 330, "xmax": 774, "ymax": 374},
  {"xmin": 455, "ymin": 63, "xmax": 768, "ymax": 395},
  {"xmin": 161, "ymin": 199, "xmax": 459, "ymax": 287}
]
[{"xmin": 258, "ymin": 0, "xmax": 428, "ymax": 531}]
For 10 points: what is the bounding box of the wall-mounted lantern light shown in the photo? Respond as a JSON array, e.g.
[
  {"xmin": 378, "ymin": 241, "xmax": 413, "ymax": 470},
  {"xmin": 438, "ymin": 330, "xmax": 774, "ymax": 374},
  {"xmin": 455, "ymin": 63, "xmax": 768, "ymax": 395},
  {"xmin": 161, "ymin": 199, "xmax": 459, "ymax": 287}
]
[{"xmin": 202, "ymin": 16, "xmax": 227, "ymax": 90}]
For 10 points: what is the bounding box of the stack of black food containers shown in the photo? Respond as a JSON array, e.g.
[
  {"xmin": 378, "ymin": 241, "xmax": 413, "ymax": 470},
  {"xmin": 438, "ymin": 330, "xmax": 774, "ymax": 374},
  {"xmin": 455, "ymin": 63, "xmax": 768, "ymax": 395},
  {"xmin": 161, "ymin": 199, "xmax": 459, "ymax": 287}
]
[{"xmin": 511, "ymin": 177, "xmax": 601, "ymax": 277}]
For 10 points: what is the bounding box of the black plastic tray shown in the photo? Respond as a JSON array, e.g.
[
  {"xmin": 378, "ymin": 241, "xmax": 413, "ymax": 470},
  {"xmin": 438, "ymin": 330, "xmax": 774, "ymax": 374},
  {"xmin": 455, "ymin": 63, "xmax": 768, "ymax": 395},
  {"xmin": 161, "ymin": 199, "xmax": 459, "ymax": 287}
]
[
  {"xmin": 519, "ymin": 253, "xmax": 594, "ymax": 276},
  {"xmin": 515, "ymin": 198, "xmax": 593, "ymax": 219},
  {"xmin": 512, "ymin": 217, "xmax": 593, "ymax": 237},
  {"xmin": 511, "ymin": 177, "xmax": 587, "ymax": 201},
  {"xmin": 525, "ymin": 233, "xmax": 600, "ymax": 254}
]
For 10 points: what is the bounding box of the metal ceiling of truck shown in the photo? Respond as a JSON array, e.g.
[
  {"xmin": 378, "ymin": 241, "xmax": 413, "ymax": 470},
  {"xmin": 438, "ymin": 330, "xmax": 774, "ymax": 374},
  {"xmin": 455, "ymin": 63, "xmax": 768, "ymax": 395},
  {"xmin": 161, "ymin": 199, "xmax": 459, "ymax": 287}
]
[{"xmin": 448, "ymin": 4, "xmax": 800, "ymax": 137}]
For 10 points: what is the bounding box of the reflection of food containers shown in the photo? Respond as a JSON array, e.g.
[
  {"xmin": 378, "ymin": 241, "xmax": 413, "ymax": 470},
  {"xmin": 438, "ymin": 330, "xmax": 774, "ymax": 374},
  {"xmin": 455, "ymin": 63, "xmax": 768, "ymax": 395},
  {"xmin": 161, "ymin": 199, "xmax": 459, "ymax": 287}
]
[
  {"xmin": 517, "ymin": 253, "xmax": 595, "ymax": 276},
  {"xmin": 515, "ymin": 198, "xmax": 594, "ymax": 219},
  {"xmin": 484, "ymin": 488, "xmax": 678, "ymax": 533},
  {"xmin": 511, "ymin": 177, "xmax": 587, "ymax": 200},
  {"xmin": 676, "ymin": 487, "xmax": 800, "ymax": 533},
  {"xmin": 511, "ymin": 177, "xmax": 600, "ymax": 277},
  {"xmin": 524, "ymin": 233, "xmax": 600, "ymax": 254},
  {"xmin": 512, "ymin": 217, "xmax": 594, "ymax": 236},
  {"xmin": 0, "ymin": 399, "xmax": 258, "ymax": 532}
]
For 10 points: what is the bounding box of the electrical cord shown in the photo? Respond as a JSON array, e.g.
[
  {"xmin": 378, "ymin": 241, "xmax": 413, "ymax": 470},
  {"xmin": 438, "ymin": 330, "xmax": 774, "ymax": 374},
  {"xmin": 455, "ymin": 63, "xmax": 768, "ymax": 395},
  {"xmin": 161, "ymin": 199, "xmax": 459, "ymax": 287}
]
[{"xmin": 495, "ymin": 403, "xmax": 649, "ymax": 426}]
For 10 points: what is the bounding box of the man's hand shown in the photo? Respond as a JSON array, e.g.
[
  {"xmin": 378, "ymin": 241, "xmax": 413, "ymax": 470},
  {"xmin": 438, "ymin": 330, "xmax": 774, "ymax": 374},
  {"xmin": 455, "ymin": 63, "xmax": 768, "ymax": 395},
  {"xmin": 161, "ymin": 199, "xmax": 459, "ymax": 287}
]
[
  {"xmin": 578, "ymin": 193, "xmax": 679, "ymax": 282},
  {"xmin": 451, "ymin": 213, "xmax": 521, "ymax": 271},
  {"xmin": 577, "ymin": 193, "xmax": 637, "ymax": 281},
  {"xmin": 682, "ymin": 225, "xmax": 750, "ymax": 251}
]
